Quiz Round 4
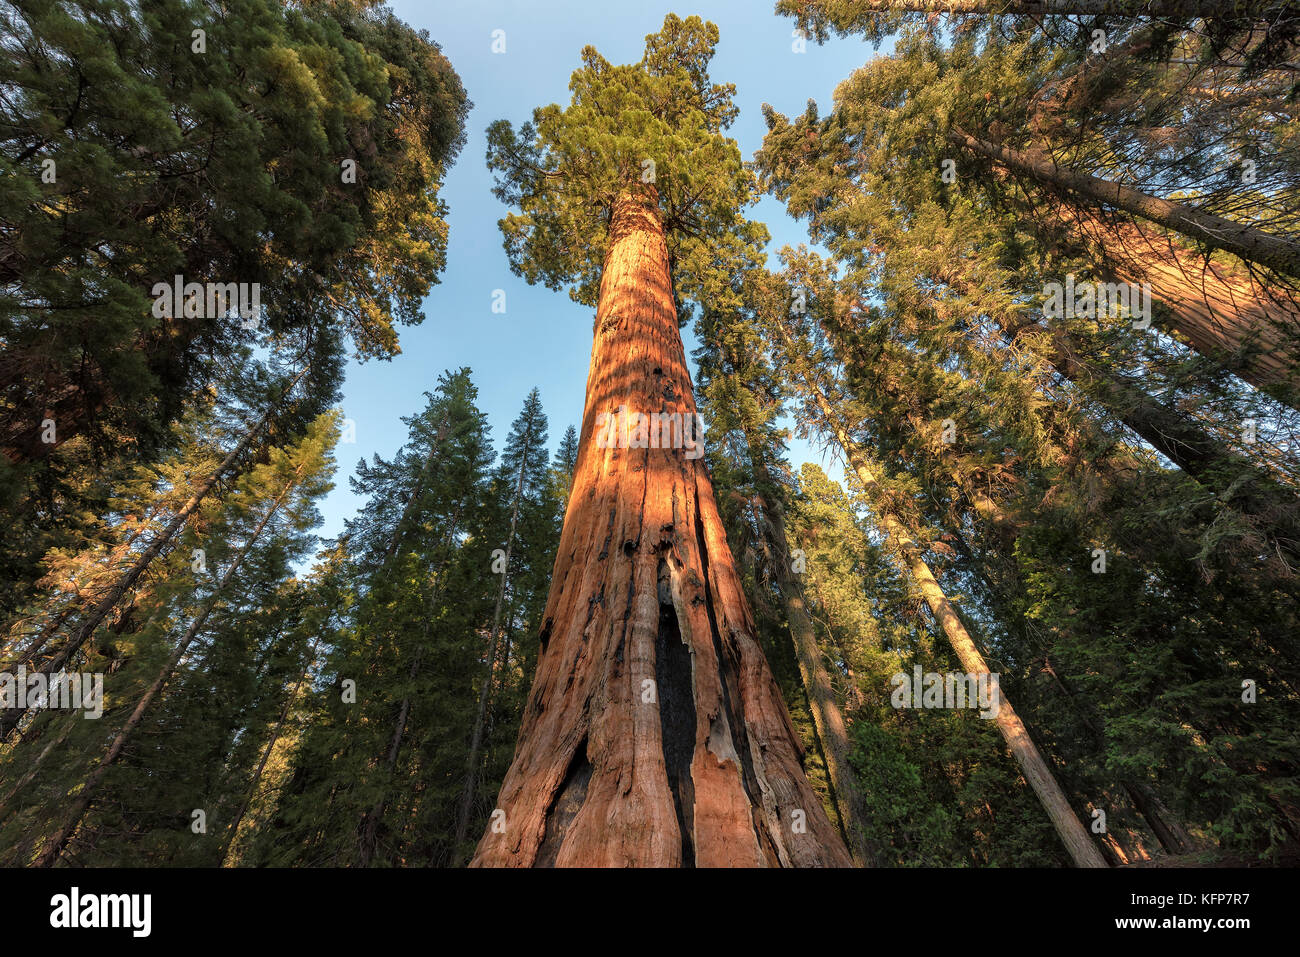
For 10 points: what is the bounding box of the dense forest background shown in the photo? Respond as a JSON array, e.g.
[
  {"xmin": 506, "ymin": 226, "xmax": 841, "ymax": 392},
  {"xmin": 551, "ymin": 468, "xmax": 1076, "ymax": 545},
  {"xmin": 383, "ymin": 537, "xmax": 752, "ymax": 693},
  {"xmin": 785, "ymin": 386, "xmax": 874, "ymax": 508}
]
[{"xmin": 1, "ymin": 0, "xmax": 1297, "ymax": 867}]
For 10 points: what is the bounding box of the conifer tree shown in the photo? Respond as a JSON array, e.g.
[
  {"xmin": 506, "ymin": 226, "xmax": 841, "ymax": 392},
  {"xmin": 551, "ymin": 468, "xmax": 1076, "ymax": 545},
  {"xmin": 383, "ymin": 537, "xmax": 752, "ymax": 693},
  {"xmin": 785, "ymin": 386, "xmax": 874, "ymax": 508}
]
[
  {"xmin": 752, "ymin": 265, "xmax": 1109, "ymax": 866},
  {"xmin": 755, "ymin": 57, "xmax": 1300, "ymax": 569},
  {"xmin": 695, "ymin": 304, "xmax": 876, "ymax": 865},
  {"xmin": 255, "ymin": 370, "xmax": 559, "ymax": 867},
  {"xmin": 474, "ymin": 14, "xmax": 849, "ymax": 867},
  {"xmin": 7, "ymin": 411, "xmax": 338, "ymax": 866},
  {"xmin": 0, "ymin": 1, "xmax": 470, "ymax": 631},
  {"xmin": 552, "ymin": 425, "xmax": 581, "ymax": 510},
  {"xmin": 453, "ymin": 388, "xmax": 552, "ymax": 859}
]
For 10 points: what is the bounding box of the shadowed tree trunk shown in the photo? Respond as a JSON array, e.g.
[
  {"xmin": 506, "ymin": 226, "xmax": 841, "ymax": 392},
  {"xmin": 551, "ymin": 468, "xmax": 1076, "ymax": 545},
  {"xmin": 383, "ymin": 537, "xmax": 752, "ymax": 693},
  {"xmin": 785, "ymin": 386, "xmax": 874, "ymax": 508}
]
[
  {"xmin": 749, "ymin": 451, "xmax": 877, "ymax": 867},
  {"xmin": 470, "ymin": 192, "xmax": 851, "ymax": 867},
  {"xmin": 219, "ymin": 637, "xmax": 321, "ymax": 866}
]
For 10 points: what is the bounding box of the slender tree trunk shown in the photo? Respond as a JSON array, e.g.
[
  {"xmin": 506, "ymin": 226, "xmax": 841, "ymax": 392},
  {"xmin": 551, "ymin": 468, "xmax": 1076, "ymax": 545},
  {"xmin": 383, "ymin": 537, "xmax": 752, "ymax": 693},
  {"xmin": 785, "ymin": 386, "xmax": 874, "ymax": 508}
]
[
  {"xmin": 33, "ymin": 472, "xmax": 299, "ymax": 868},
  {"xmin": 0, "ymin": 368, "xmax": 306, "ymax": 740},
  {"xmin": 771, "ymin": 319, "xmax": 1107, "ymax": 867},
  {"xmin": 1037, "ymin": 655, "xmax": 1195, "ymax": 854},
  {"xmin": 471, "ymin": 191, "xmax": 851, "ymax": 867},
  {"xmin": 951, "ymin": 127, "xmax": 1300, "ymax": 281},
  {"xmin": 357, "ymin": 505, "xmax": 467, "ymax": 865},
  {"xmin": 749, "ymin": 454, "xmax": 877, "ymax": 867},
  {"xmin": 0, "ymin": 712, "xmax": 78, "ymax": 826},
  {"xmin": 452, "ymin": 422, "xmax": 536, "ymax": 861},
  {"xmin": 935, "ymin": 270, "xmax": 1300, "ymax": 567},
  {"xmin": 219, "ymin": 638, "xmax": 320, "ymax": 867},
  {"xmin": 358, "ymin": 654, "xmax": 420, "ymax": 866}
]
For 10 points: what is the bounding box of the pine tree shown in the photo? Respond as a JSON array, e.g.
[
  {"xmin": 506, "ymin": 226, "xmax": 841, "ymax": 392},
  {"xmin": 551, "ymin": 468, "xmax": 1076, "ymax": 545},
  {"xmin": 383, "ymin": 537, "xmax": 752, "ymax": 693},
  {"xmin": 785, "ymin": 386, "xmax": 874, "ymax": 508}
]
[
  {"xmin": 0, "ymin": 362, "xmax": 317, "ymax": 740},
  {"xmin": 453, "ymin": 388, "xmax": 552, "ymax": 860},
  {"xmin": 255, "ymin": 369, "xmax": 552, "ymax": 867},
  {"xmin": 0, "ymin": 0, "xmax": 469, "ymax": 627},
  {"xmin": 754, "ymin": 47, "xmax": 1300, "ymax": 569},
  {"xmin": 552, "ymin": 425, "xmax": 580, "ymax": 510},
  {"xmin": 695, "ymin": 302, "xmax": 877, "ymax": 865},
  {"xmin": 753, "ymin": 265, "xmax": 1109, "ymax": 866},
  {"xmin": 6, "ymin": 410, "xmax": 338, "ymax": 866}
]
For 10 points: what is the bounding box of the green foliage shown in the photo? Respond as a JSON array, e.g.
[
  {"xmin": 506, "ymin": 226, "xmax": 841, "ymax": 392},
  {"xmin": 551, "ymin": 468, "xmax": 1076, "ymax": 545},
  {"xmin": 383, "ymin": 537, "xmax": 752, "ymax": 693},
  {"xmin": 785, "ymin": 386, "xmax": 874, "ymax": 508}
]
[
  {"xmin": 0, "ymin": 0, "xmax": 469, "ymax": 614},
  {"xmin": 485, "ymin": 13, "xmax": 766, "ymax": 315}
]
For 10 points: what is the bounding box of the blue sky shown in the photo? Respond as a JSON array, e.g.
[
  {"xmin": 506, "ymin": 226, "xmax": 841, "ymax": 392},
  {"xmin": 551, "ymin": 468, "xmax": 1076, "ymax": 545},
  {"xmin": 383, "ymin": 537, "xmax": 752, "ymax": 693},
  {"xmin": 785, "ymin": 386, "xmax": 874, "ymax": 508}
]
[{"xmin": 319, "ymin": 0, "xmax": 880, "ymax": 538}]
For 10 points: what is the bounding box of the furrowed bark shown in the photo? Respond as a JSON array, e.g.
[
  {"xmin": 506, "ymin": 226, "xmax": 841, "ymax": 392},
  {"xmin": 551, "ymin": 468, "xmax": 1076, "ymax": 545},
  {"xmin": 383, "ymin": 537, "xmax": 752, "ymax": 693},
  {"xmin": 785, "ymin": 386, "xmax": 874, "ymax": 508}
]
[
  {"xmin": 951, "ymin": 127, "xmax": 1300, "ymax": 282},
  {"xmin": 471, "ymin": 191, "xmax": 851, "ymax": 867},
  {"xmin": 1053, "ymin": 202, "xmax": 1300, "ymax": 406}
]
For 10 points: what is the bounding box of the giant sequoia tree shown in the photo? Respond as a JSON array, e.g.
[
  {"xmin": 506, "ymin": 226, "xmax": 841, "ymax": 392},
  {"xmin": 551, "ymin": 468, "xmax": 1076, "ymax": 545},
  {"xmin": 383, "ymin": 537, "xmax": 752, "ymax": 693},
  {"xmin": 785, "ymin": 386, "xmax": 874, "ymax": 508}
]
[{"xmin": 473, "ymin": 15, "xmax": 850, "ymax": 867}]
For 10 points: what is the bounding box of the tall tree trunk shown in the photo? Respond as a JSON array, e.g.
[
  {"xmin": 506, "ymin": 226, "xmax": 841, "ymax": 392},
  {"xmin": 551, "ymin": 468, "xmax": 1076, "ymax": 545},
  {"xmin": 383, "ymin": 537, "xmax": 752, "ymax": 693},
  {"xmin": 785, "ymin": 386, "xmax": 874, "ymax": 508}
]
[
  {"xmin": 0, "ymin": 368, "xmax": 306, "ymax": 740},
  {"xmin": 1049, "ymin": 201, "xmax": 1300, "ymax": 406},
  {"xmin": 750, "ymin": 453, "xmax": 877, "ymax": 867},
  {"xmin": 470, "ymin": 191, "xmax": 851, "ymax": 867},
  {"xmin": 0, "ymin": 712, "xmax": 78, "ymax": 827},
  {"xmin": 934, "ymin": 270, "xmax": 1300, "ymax": 568},
  {"xmin": 453, "ymin": 421, "xmax": 537, "ymax": 861},
  {"xmin": 950, "ymin": 127, "xmax": 1300, "ymax": 281},
  {"xmin": 219, "ymin": 637, "xmax": 320, "ymax": 867},
  {"xmin": 770, "ymin": 319, "xmax": 1108, "ymax": 867},
  {"xmin": 32, "ymin": 470, "xmax": 299, "ymax": 868}
]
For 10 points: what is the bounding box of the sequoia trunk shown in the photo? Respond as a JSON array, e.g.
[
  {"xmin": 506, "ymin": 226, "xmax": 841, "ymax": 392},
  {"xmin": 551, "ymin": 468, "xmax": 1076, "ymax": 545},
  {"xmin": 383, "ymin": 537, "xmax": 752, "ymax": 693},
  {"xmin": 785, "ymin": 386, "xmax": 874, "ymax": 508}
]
[
  {"xmin": 470, "ymin": 192, "xmax": 851, "ymax": 867},
  {"xmin": 1053, "ymin": 202, "xmax": 1300, "ymax": 406},
  {"xmin": 951, "ymin": 127, "xmax": 1300, "ymax": 282}
]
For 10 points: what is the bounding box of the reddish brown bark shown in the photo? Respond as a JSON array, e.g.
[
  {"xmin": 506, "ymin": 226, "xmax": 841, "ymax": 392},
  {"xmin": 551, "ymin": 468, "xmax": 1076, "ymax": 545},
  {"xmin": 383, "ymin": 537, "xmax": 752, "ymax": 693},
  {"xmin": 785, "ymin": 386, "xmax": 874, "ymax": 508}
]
[
  {"xmin": 470, "ymin": 192, "xmax": 851, "ymax": 867},
  {"xmin": 951, "ymin": 127, "xmax": 1300, "ymax": 282},
  {"xmin": 1053, "ymin": 202, "xmax": 1300, "ymax": 405}
]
